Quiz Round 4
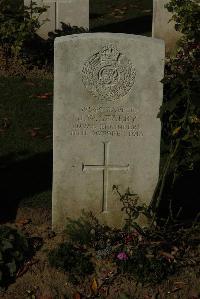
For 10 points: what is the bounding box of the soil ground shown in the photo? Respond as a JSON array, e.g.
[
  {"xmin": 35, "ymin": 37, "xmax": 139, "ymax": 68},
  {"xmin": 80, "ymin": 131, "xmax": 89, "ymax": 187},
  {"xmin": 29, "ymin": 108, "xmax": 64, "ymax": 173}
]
[{"xmin": 1, "ymin": 207, "xmax": 200, "ymax": 299}]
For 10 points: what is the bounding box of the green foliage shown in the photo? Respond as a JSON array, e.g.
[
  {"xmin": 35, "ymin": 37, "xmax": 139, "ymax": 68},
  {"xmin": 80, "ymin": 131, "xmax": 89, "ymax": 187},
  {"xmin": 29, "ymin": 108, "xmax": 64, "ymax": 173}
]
[
  {"xmin": 65, "ymin": 210, "xmax": 126, "ymax": 256},
  {"xmin": 0, "ymin": 225, "xmax": 29, "ymax": 290},
  {"xmin": 151, "ymin": 0, "xmax": 200, "ymax": 217},
  {"xmin": 65, "ymin": 210, "xmax": 122, "ymax": 253},
  {"xmin": 23, "ymin": 18, "xmax": 88, "ymax": 69},
  {"xmin": 113, "ymin": 185, "xmax": 150, "ymax": 233},
  {"xmin": 65, "ymin": 210, "xmax": 99, "ymax": 247},
  {"xmin": 49, "ymin": 192, "xmax": 191, "ymax": 285},
  {"xmin": 20, "ymin": 21, "xmax": 89, "ymax": 69},
  {"xmin": 48, "ymin": 242, "xmax": 94, "ymax": 282},
  {"xmin": 0, "ymin": 1, "xmax": 88, "ymax": 69},
  {"xmin": 165, "ymin": 0, "xmax": 200, "ymax": 41},
  {"xmin": 48, "ymin": 191, "xmax": 200, "ymax": 287},
  {"xmin": 0, "ymin": 0, "xmax": 47, "ymax": 60},
  {"xmin": 48, "ymin": 21, "xmax": 89, "ymax": 39},
  {"xmin": 113, "ymin": 188, "xmax": 177, "ymax": 283},
  {"xmin": 117, "ymin": 250, "xmax": 176, "ymax": 284},
  {"xmin": 161, "ymin": 41, "xmax": 200, "ymax": 172}
]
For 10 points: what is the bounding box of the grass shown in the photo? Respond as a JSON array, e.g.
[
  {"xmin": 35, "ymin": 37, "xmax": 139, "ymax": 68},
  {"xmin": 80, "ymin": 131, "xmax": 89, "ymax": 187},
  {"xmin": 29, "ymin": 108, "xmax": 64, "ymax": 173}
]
[
  {"xmin": 0, "ymin": 76, "xmax": 53, "ymax": 220},
  {"xmin": 0, "ymin": 77, "xmax": 53, "ymax": 156}
]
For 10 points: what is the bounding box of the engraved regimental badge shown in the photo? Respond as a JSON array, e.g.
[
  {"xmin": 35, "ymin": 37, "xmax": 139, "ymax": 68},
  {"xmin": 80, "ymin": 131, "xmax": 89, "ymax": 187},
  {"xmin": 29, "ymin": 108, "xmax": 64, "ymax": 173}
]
[{"xmin": 82, "ymin": 44, "xmax": 136, "ymax": 101}]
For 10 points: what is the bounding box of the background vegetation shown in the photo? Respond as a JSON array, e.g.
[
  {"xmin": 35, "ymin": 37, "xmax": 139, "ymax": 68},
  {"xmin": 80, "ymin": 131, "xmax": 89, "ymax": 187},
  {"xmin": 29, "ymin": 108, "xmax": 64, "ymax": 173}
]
[
  {"xmin": 151, "ymin": 0, "xmax": 200, "ymax": 223},
  {"xmin": 0, "ymin": 0, "xmax": 199, "ymax": 296}
]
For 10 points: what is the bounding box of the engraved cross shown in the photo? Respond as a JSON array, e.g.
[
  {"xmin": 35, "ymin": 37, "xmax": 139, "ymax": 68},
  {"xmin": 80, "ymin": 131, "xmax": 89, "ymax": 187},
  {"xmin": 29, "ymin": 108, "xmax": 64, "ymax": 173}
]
[{"xmin": 82, "ymin": 142, "xmax": 129, "ymax": 212}]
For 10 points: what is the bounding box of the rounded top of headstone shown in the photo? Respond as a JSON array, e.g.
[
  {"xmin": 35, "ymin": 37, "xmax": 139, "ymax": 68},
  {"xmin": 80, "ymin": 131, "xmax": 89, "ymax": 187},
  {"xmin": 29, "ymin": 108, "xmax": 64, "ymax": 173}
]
[{"xmin": 54, "ymin": 33, "xmax": 165, "ymax": 47}]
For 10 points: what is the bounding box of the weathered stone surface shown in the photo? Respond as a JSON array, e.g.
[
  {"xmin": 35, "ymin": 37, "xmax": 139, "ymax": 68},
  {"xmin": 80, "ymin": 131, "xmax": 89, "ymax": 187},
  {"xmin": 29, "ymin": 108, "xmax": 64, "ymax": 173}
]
[
  {"xmin": 152, "ymin": 0, "xmax": 182, "ymax": 54},
  {"xmin": 53, "ymin": 33, "xmax": 165, "ymax": 230},
  {"xmin": 24, "ymin": 0, "xmax": 89, "ymax": 39}
]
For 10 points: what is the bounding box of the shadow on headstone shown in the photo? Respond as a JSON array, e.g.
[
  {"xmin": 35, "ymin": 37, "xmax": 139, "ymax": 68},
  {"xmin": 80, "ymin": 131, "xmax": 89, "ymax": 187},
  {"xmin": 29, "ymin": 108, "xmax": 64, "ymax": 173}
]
[
  {"xmin": 22, "ymin": 23, "xmax": 89, "ymax": 68},
  {"xmin": 47, "ymin": 22, "xmax": 89, "ymax": 39},
  {"xmin": 0, "ymin": 151, "xmax": 52, "ymax": 223},
  {"xmin": 90, "ymin": 15, "xmax": 152, "ymax": 35}
]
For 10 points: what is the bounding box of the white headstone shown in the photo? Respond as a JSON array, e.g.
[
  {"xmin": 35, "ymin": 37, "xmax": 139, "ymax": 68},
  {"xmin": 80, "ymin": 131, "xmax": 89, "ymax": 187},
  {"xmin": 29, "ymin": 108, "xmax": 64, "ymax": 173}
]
[
  {"xmin": 24, "ymin": 0, "xmax": 89, "ymax": 39},
  {"xmin": 53, "ymin": 33, "xmax": 165, "ymax": 230},
  {"xmin": 152, "ymin": 0, "xmax": 182, "ymax": 54}
]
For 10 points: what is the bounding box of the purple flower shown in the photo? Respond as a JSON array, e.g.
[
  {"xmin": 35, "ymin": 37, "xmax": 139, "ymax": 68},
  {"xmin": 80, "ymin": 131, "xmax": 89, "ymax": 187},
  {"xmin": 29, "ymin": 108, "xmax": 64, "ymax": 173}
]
[{"xmin": 117, "ymin": 252, "xmax": 128, "ymax": 261}]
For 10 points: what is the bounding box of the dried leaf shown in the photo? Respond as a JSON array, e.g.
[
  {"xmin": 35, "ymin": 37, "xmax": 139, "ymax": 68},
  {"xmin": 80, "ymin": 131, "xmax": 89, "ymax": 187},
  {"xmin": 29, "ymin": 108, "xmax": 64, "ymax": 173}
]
[
  {"xmin": 36, "ymin": 95, "xmax": 48, "ymax": 99},
  {"xmin": 36, "ymin": 92, "xmax": 53, "ymax": 99},
  {"xmin": 143, "ymin": 9, "xmax": 152, "ymax": 13},
  {"xmin": 28, "ymin": 128, "xmax": 41, "ymax": 138},
  {"xmin": 73, "ymin": 292, "xmax": 81, "ymax": 299},
  {"xmin": 172, "ymin": 126, "xmax": 181, "ymax": 135},
  {"xmin": 25, "ymin": 81, "xmax": 36, "ymax": 87},
  {"xmin": 174, "ymin": 281, "xmax": 188, "ymax": 285},
  {"xmin": 91, "ymin": 277, "xmax": 98, "ymax": 294},
  {"xmin": 171, "ymin": 287, "xmax": 183, "ymax": 293},
  {"xmin": 44, "ymin": 92, "xmax": 53, "ymax": 96},
  {"xmin": 159, "ymin": 251, "xmax": 175, "ymax": 261},
  {"xmin": 16, "ymin": 218, "xmax": 31, "ymax": 226},
  {"xmin": 17, "ymin": 259, "xmax": 38, "ymax": 278}
]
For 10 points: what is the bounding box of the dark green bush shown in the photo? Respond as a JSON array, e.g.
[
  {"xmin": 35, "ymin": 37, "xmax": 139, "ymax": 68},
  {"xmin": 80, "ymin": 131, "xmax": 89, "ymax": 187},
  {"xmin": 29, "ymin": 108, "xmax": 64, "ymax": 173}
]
[
  {"xmin": 48, "ymin": 242, "xmax": 94, "ymax": 282},
  {"xmin": 0, "ymin": 0, "xmax": 47, "ymax": 61},
  {"xmin": 0, "ymin": 225, "xmax": 29, "ymax": 290},
  {"xmin": 151, "ymin": 0, "xmax": 200, "ymax": 219},
  {"xmin": 117, "ymin": 246, "xmax": 176, "ymax": 284},
  {"xmin": 65, "ymin": 210, "xmax": 99, "ymax": 247},
  {"xmin": 28, "ymin": 22, "xmax": 89, "ymax": 68},
  {"xmin": 165, "ymin": 0, "xmax": 200, "ymax": 41}
]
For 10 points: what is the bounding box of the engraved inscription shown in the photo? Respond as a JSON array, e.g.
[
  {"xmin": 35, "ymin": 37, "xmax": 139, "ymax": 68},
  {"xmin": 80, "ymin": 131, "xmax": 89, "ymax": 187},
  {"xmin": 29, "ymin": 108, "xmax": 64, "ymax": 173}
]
[
  {"xmin": 70, "ymin": 105, "xmax": 143, "ymax": 137},
  {"xmin": 82, "ymin": 44, "xmax": 136, "ymax": 101},
  {"xmin": 82, "ymin": 142, "xmax": 129, "ymax": 212}
]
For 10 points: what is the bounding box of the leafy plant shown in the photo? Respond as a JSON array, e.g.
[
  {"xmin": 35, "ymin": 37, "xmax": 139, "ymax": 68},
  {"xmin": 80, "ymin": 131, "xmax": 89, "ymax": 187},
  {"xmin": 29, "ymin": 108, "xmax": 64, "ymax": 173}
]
[
  {"xmin": 33, "ymin": 22, "xmax": 89, "ymax": 68},
  {"xmin": 165, "ymin": 0, "xmax": 200, "ymax": 41},
  {"xmin": 65, "ymin": 210, "xmax": 100, "ymax": 247},
  {"xmin": 0, "ymin": 0, "xmax": 47, "ymax": 62},
  {"xmin": 48, "ymin": 190, "xmax": 200, "ymax": 288},
  {"xmin": 113, "ymin": 185, "xmax": 150, "ymax": 233},
  {"xmin": 48, "ymin": 242, "xmax": 94, "ymax": 282},
  {"xmin": 65, "ymin": 210, "xmax": 122, "ymax": 254},
  {"xmin": 0, "ymin": 225, "xmax": 29, "ymax": 290},
  {"xmin": 117, "ymin": 249, "xmax": 176, "ymax": 284},
  {"xmin": 150, "ymin": 0, "xmax": 200, "ymax": 219},
  {"xmin": 47, "ymin": 21, "xmax": 89, "ymax": 39},
  {"xmin": 111, "ymin": 188, "xmax": 177, "ymax": 283}
]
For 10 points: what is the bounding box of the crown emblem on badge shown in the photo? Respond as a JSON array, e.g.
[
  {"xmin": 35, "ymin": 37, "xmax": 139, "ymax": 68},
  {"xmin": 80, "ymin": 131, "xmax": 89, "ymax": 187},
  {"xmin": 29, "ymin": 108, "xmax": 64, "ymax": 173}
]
[{"xmin": 100, "ymin": 45, "xmax": 120, "ymax": 63}]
